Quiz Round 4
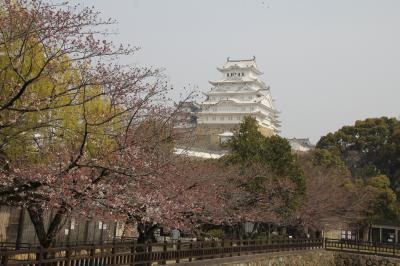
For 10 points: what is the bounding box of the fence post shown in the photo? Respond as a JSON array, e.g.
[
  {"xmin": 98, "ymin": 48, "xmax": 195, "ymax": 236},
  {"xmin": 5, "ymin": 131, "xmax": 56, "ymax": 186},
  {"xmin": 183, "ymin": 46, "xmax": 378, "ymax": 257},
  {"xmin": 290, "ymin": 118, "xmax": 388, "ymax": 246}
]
[
  {"xmin": 201, "ymin": 241, "xmax": 204, "ymax": 260},
  {"xmin": 220, "ymin": 239, "xmax": 224, "ymax": 258},
  {"xmin": 65, "ymin": 245, "xmax": 71, "ymax": 266},
  {"xmin": 211, "ymin": 238, "xmax": 214, "ymax": 258},
  {"xmin": 36, "ymin": 246, "xmax": 43, "ymax": 266},
  {"xmin": 162, "ymin": 240, "xmax": 167, "ymax": 264},
  {"xmin": 147, "ymin": 243, "xmax": 152, "ymax": 266},
  {"xmin": 89, "ymin": 244, "xmax": 95, "ymax": 266},
  {"xmin": 111, "ymin": 240, "xmax": 116, "ymax": 266},
  {"xmin": 189, "ymin": 239, "xmax": 193, "ymax": 262},
  {"xmin": 238, "ymin": 239, "xmax": 241, "ymax": 256},
  {"xmin": 1, "ymin": 249, "xmax": 8, "ymax": 266},
  {"xmin": 230, "ymin": 240, "xmax": 233, "ymax": 257},
  {"xmin": 130, "ymin": 241, "xmax": 135, "ymax": 266},
  {"xmin": 176, "ymin": 239, "xmax": 181, "ymax": 264}
]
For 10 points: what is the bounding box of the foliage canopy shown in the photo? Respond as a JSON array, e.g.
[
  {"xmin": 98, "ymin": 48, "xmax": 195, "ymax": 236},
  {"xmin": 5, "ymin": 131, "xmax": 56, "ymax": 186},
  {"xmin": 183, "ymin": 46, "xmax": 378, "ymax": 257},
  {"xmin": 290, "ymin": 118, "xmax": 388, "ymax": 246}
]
[{"xmin": 317, "ymin": 117, "xmax": 400, "ymax": 192}]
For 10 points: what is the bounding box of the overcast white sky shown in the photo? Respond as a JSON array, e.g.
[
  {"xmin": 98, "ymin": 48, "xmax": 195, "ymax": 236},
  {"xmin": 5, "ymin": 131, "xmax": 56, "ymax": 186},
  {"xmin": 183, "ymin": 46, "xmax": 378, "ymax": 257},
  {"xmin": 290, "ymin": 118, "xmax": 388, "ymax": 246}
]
[{"xmin": 74, "ymin": 0, "xmax": 400, "ymax": 143}]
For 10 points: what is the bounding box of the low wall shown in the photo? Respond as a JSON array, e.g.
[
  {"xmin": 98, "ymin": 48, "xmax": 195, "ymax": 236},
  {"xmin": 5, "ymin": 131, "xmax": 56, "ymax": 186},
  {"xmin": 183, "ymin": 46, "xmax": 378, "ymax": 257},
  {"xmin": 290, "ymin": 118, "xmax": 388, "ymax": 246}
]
[
  {"xmin": 176, "ymin": 250, "xmax": 400, "ymax": 266},
  {"xmin": 176, "ymin": 250, "xmax": 335, "ymax": 266},
  {"xmin": 334, "ymin": 252, "xmax": 400, "ymax": 266},
  {"xmin": 193, "ymin": 123, "xmax": 275, "ymax": 150}
]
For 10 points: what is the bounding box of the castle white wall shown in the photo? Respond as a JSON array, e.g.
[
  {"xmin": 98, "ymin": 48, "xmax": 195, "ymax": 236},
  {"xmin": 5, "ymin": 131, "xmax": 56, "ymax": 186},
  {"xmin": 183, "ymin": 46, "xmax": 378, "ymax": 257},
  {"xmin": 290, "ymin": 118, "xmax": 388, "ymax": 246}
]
[{"xmin": 198, "ymin": 59, "xmax": 279, "ymax": 132}]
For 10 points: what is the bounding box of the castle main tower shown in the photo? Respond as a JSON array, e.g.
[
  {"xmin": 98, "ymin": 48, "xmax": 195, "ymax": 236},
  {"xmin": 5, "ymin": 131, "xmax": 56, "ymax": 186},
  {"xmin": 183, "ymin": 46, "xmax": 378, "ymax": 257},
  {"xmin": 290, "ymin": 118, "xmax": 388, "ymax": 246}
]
[{"xmin": 196, "ymin": 57, "xmax": 280, "ymax": 144}]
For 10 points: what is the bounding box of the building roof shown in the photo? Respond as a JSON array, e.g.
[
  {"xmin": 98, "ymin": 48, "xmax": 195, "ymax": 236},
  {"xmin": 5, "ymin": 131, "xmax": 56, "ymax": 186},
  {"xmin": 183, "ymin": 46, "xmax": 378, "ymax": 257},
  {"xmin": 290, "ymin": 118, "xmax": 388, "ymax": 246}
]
[
  {"xmin": 209, "ymin": 78, "xmax": 267, "ymax": 88},
  {"xmin": 201, "ymin": 98, "xmax": 278, "ymax": 113},
  {"xmin": 174, "ymin": 148, "xmax": 225, "ymax": 159},
  {"xmin": 175, "ymin": 101, "xmax": 201, "ymax": 110},
  {"xmin": 218, "ymin": 131, "xmax": 234, "ymax": 137},
  {"xmin": 288, "ymin": 138, "xmax": 315, "ymax": 152},
  {"xmin": 217, "ymin": 56, "xmax": 263, "ymax": 75}
]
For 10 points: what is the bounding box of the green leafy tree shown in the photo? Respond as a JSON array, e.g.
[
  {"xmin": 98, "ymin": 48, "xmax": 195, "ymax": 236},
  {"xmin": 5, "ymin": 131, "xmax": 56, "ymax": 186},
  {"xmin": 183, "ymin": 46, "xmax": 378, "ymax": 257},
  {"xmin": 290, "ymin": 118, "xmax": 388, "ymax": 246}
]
[
  {"xmin": 349, "ymin": 175, "xmax": 400, "ymax": 239},
  {"xmin": 312, "ymin": 149, "xmax": 348, "ymax": 174},
  {"xmin": 317, "ymin": 118, "xmax": 400, "ymax": 230},
  {"xmin": 225, "ymin": 115, "xmax": 264, "ymax": 163},
  {"xmin": 227, "ymin": 116, "xmax": 304, "ymax": 191},
  {"xmin": 225, "ymin": 116, "xmax": 305, "ymax": 218},
  {"xmin": 366, "ymin": 175, "xmax": 399, "ymax": 221},
  {"xmin": 317, "ymin": 117, "xmax": 400, "ymax": 192}
]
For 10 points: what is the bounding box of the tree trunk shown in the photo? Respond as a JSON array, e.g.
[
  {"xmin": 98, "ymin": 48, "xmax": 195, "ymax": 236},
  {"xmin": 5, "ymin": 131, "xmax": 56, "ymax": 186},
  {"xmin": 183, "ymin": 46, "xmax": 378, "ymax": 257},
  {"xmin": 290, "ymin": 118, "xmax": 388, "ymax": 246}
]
[
  {"xmin": 137, "ymin": 222, "xmax": 158, "ymax": 244},
  {"xmin": 135, "ymin": 222, "xmax": 158, "ymax": 266},
  {"xmin": 27, "ymin": 205, "xmax": 68, "ymax": 249},
  {"xmin": 250, "ymin": 222, "xmax": 259, "ymax": 238}
]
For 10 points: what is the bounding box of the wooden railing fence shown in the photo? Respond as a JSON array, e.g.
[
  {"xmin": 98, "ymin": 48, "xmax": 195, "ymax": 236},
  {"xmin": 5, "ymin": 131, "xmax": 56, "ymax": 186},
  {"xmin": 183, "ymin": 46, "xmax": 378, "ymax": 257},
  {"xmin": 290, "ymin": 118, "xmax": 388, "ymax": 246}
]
[
  {"xmin": 325, "ymin": 238, "xmax": 400, "ymax": 258},
  {"xmin": 0, "ymin": 238, "xmax": 323, "ymax": 266},
  {"xmin": 4, "ymin": 238, "xmax": 400, "ymax": 265}
]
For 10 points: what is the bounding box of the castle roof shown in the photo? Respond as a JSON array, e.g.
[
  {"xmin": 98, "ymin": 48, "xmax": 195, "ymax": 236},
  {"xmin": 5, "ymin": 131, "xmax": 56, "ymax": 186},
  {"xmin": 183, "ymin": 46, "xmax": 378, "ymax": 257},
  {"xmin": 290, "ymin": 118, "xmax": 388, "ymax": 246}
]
[
  {"xmin": 209, "ymin": 78, "xmax": 267, "ymax": 88},
  {"xmin": 217, "ymin": 56, "xmax": 262, "ymax": 75}
]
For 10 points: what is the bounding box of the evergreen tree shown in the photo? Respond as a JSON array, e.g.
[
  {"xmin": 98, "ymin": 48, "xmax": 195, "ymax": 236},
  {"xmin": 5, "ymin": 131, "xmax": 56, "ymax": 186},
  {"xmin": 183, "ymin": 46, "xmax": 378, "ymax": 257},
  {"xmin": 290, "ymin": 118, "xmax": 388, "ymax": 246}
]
[
  {"xmin": 317, "ymin": 117, "xmax": 400, "ymax": 193},
  {"xmin": 227, "ymin": 116, "xmax": 304, "ymax": 191}
]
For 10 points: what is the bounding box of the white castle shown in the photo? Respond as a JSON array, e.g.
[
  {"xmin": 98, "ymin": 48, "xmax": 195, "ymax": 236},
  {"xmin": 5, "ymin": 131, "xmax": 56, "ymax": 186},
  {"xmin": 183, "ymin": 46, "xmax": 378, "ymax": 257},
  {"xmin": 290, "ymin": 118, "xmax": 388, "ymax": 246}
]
[{"xmin": 197, "ymin": 57, "xmax": 280, "ymax": 137}]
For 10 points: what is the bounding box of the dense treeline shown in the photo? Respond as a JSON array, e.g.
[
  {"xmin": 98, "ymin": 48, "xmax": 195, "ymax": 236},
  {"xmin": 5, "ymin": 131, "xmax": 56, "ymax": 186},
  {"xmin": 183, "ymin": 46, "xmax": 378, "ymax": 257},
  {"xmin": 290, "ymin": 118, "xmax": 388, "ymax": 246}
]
[
  {"xmin": 222, "ymin": 116, "xmax": 392, "ymax": 238},
  {"xmin": 214, "ymin": 116, "xmax": 399, "ymax": 239},
  {"xmin": 316, "ymin": 117, "xmax": 400, "ymax": 232}
]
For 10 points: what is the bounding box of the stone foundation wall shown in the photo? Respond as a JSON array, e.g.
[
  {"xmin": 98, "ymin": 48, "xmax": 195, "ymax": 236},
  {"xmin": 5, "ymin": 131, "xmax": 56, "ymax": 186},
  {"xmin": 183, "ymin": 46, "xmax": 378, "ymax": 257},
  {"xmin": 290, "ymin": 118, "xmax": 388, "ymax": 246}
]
[
  {"xmin": 194, "ymin": 124, "xmax": 275, "ymax": 150},
  {"xmin": 334, "ymin": 252, "xmax": 400, "ymax": 266},
  {"xmin": 176, "ymin": 251, "xmax": 400, "ymax": 266},
  {"xmin": 177, "ymin": 250, "xmax": 335, "ymax": 266},
  {"xmin": 194, "ymin": 124, "xmax": 239, "ymax": 150}
]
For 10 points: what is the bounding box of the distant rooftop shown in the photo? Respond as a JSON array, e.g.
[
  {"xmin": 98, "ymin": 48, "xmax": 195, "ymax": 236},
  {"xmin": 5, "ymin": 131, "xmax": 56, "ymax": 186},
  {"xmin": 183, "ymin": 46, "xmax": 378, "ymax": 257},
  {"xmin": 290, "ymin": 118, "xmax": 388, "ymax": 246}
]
[
  {"xmin": 227, "ymin": 56, "xmax": 256, "ymax": 62},
  {"xmin": 288, "ymin": 138, "xmax": 315, "ymax": 152},
  {"xmin": 220, "ymin": 56, "xmax": 261, "ymax": 74}
]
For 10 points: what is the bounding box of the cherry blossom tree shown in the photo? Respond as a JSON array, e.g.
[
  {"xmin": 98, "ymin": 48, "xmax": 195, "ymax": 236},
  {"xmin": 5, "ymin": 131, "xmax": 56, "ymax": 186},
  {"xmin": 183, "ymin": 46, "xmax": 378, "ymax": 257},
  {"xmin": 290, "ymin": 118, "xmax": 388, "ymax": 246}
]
[
  {"xmin": 294, "ymin": 152, "xmax": 375, "ymax": 235},
  {"xmin": 0, "ymin": 0, "xmax": 181, "ymax": 248},
  {"xmin": 0, "ymin": 0, "xmax": 291, "ymax": 248},
  {"xmin": 106, "ymin": 157, "xmax": 299, "ymax": 243}
]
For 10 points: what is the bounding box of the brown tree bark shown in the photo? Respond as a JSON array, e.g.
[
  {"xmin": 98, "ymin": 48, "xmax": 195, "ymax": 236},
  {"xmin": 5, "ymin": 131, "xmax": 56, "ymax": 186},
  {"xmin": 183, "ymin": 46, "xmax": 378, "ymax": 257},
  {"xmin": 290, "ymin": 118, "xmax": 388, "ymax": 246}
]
[
  {"xmin": 27, "ymin": 205, "xmax": 68, "ymax": 249},
  {"xmin": 137, "ymin": 222, "xmax": 158, "ymax": 244}
]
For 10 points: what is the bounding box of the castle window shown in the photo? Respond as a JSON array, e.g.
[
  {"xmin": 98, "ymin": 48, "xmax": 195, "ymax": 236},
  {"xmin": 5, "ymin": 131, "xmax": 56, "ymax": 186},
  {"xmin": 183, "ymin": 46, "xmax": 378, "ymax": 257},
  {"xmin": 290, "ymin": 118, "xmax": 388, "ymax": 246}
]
[{"xmin": 220, "ymin": 117, "xmax": 225, "ymax": 121}]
